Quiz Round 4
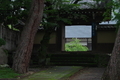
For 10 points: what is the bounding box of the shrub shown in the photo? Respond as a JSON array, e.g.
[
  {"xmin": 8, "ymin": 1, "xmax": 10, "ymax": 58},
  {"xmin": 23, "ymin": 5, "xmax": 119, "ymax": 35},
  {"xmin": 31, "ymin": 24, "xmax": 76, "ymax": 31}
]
[
  {"xmin": 0, "ymin": 38, "xmax": 6, "ymax": 47},
  {"xmin": 65, "ymin": 38, "xmax": 88, "ymax": 51}
]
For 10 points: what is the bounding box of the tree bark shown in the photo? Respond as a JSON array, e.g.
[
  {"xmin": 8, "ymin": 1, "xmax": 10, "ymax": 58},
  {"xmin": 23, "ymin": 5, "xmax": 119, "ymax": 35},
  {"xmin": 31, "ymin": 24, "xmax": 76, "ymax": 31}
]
[
  {"xmin": 102, "ymin": 27, "xmax": 120, "ymax": 80},
  {"xmin": 38, "ymin": 28, "xmax": 54, "ymax": 65},
  {"xmin": 12, "ymin": 0, "xmax": 44, "ymax": 74}
]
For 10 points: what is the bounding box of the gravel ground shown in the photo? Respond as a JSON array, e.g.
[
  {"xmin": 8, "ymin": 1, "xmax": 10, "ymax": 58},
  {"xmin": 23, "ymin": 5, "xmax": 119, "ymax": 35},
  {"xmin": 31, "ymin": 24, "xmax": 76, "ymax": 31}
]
[{"xmin": 66, "ymin": 67, "xmax": 105, "ymax": 80}]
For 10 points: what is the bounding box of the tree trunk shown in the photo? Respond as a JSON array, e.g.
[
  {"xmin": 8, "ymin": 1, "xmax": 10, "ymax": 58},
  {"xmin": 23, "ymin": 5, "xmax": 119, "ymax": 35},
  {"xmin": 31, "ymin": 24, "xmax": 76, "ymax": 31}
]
[
  {"xmin": 102, "ymin": 27, "xmax": 120, "ymax": 80},
  {"xmin": 38, "ymin": 28, "xmax": 53, "ymax": 65},
  {"xmin": 12, "ymin": 0, "xmax": 44, "ymax": 74}
]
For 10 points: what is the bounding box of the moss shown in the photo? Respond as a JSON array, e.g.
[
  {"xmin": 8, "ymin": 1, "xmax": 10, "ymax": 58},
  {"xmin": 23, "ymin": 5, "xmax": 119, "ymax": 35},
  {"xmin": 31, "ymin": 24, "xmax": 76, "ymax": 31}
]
[
  {"xmin": 0, "ymin": 67, "xmax": 21, "ymax": 78},
  {"xmin": 21, "ymin": 66, "xmax": 83, "ymax": 80}
]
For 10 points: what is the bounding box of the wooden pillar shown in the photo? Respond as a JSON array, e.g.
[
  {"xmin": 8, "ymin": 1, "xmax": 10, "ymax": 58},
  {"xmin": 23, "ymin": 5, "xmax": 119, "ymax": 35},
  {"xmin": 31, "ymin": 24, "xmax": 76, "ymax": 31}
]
[
  {"xmin": 56, "ymin": 26, "xmax": 62, "ymax": 52},
  {"xmin": 56, "ymin": 23, "xmax": 65, "ymax": 52},
  {"xmin": 61, "ymin": 24, "xmax": 65, "ymax": 51},
  {"xmin": 92, "ymin": 22, "xmax": 97, "ymax": 51}
]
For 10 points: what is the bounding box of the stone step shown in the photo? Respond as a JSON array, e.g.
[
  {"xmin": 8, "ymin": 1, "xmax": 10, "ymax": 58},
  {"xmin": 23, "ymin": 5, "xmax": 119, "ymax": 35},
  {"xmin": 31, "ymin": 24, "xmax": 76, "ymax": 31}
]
[{"xmin": 50, "ymin": 62, "xmax": 97, "ymax": 67}]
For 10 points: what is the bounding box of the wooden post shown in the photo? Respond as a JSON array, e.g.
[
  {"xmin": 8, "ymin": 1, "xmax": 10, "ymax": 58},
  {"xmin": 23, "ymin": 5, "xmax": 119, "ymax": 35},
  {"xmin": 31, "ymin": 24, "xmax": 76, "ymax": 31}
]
[
  {"xmin": 61, "ymin": 24, "xmax": 65, "ymax": 51},
  {"xmin": 92, "ymin": 22, "xmax": 97, "ymax": 51}
]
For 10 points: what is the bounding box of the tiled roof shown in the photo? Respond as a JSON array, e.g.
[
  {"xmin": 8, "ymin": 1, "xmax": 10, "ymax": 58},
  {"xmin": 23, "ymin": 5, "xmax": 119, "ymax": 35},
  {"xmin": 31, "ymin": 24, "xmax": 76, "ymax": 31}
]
[{"xmin": 97, "ymin": 24, "xmax": 116, "ymax": 30}]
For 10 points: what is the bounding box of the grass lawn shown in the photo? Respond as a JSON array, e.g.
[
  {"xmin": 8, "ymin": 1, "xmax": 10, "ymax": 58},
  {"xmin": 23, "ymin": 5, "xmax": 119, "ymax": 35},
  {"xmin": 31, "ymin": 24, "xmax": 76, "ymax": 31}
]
[{"xmin": 0, "ymin": 67, "xmax": 21, "ymax": 79}]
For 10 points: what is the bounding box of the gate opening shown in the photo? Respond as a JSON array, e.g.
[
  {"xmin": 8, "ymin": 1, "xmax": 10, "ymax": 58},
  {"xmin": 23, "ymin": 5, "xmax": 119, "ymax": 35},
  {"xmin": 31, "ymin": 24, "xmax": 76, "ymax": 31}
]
[{"xmin": 65, "ymin": 25, "xmax": 92, "ymax": 51}]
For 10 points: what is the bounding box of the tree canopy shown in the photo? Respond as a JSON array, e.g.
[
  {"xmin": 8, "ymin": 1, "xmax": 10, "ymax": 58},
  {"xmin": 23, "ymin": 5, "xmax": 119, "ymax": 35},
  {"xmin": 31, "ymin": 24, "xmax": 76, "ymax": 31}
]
[{"xmin": 0, "ymin": 0, "xmax": 31, "ymax": 30}]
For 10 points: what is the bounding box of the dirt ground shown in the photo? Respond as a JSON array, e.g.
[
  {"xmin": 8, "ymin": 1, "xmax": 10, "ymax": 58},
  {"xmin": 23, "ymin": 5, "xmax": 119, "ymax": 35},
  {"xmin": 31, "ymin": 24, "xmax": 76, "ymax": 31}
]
[{"xmin": 66, "ymin": 67, "xmax": 105, "ymax": 80}]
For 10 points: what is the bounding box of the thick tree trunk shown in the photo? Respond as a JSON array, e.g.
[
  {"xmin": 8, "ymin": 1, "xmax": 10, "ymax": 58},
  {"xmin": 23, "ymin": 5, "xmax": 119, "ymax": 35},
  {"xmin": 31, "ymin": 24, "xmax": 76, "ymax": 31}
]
[
  {"xmin": 102, "ymin": 27, "xmax": 120, "ymax": 80},
  {"xmin": 12, "ymin": 0, "xmax": 44, "ymax": 74}
]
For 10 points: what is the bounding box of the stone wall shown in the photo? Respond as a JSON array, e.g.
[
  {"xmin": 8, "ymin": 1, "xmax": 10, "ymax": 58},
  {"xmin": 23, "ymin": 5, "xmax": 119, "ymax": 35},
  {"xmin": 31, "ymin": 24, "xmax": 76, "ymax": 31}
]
[{"xmin": 0, "ymin": 25, "xmax": 20, "ymax": 51}]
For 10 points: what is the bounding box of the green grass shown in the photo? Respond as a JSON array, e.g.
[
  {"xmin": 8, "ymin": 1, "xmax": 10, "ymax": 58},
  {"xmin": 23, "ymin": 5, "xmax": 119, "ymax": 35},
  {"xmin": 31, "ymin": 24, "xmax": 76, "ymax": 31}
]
[{"xmin": 0, "ymin": 67, "xmax": 21, "ymax": 79}]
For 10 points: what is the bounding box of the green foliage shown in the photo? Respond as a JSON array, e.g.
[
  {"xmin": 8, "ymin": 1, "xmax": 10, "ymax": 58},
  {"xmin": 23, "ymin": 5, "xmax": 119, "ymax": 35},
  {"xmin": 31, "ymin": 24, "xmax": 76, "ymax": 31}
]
[
  {"xmin": 0, "ymin": 0, "xmax": 31, "ymax": 30},
  {"xmin": 42, "ymin": 0, "xmax": 88, "ymax": 30},
  {"xmin": 111, "ymin": 1, "xmax": 120, "ymax": 30},
  {"xmin": 0, "ymin": 38, "xmax": 6, "ymax": 47},
  {"xmin": 65, "ymin": 38, "xmax": 89, "ymax": 51},
  {"xmin": 0, "ymin": 67, "xmax": 20, "ymax": 78},
  {"xmin": 8, "ymin": 25, "xmax": 19, "ymax": 31}
]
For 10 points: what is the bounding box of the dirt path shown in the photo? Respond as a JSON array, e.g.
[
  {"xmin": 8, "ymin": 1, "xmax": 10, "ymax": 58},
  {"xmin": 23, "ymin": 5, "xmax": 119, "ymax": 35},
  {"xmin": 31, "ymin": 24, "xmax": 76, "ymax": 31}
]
[{"xmin": 66, "ymin": 67, "xmax": 105, "ymax": 80}]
